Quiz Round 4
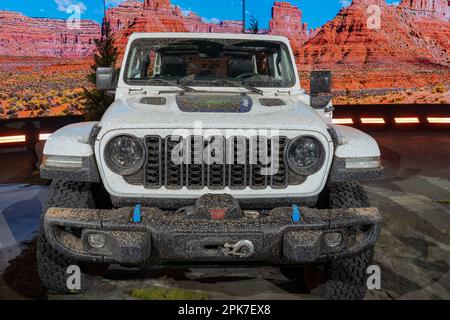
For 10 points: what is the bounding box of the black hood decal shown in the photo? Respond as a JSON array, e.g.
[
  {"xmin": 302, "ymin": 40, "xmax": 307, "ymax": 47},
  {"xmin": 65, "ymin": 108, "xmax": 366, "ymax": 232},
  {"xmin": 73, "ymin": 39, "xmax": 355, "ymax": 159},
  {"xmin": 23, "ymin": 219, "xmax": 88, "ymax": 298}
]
[{"xmin": 177, "ymin": 95, "xmax": 253, "ymax": 113}]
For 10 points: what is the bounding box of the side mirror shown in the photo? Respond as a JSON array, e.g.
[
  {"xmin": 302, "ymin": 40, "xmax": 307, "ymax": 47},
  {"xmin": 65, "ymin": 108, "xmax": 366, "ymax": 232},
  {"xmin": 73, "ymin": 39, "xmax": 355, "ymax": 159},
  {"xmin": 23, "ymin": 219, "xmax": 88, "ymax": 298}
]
[
  {"xmin": 310, "ymin": 71, "xmax": 333, "ymax": 109},
  {"xmin": 96, "ymin": 67, "xmax": 117, "ymax": 91}
]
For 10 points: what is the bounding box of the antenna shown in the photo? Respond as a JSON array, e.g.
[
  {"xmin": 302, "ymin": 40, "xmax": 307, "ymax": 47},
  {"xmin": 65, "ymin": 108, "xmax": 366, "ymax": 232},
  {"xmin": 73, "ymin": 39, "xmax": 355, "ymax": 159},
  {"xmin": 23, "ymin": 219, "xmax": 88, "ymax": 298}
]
[{"xmin": 242, "ymin": 0, "xmax": 246, "ymax": 33}]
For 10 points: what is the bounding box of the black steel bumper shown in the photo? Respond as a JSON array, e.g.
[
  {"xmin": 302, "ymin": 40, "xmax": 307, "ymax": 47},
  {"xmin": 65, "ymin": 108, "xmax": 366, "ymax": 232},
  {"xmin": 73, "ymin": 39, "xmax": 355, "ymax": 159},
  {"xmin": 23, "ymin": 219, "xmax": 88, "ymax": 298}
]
[{"xmin": 43, "ymin": 205, "xmax": 382, "ymax": 266}]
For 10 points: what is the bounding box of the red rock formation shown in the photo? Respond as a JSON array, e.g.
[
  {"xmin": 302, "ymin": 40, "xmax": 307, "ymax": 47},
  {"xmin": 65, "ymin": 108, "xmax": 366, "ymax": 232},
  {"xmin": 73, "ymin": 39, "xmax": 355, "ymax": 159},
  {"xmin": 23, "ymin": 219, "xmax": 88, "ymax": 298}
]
[
  {"xmin": 0, "ymin": 0, "xmax": 248, "ymax": 61},
  {"xmin": 298, "ymin": 0, "xmax": 449, "ymax": 93},
  {"xmin": 110, "ymin": 0, "xmax": 245, "ymax": 34},
  {"xmin": 269, "ymin": 2, "xmax": 309, "ymax": 52},
  {"xmin": 299, "ymin": 0, "xmax": 449, "ymax": 67},
  {"xmin": 112, "ymin": 1, "xmax": 187, "ymax": 60},
  {"xmin": 107, "ymin": 0, "xmax": 144, "ymax": 33},
  {"xmin": 397, "ymin": 0, "xmax": 450, "ymax": 55},
  {"xmin": 270, "ymin": 1, "xmax": 303, "ymax": 34},
  {"xmin": 398, "ymin": 0, "xmax": 449, "ymax": 20},
  {"xmin": 210, "ymin": 20, "xmax": 243, "ymax": 33},
  {"xmin": 2, "ymin": 0, "xmax": 447, "ymax": 96},
  {"xmin": 183, "ymin": 12, "xmax": 211, "ymax": 32},
  {"xmin": 111, "ymin": 0, "xmax": 246, "ymax": 62},
  {"xmin": 144, "ymin": 0, "xmax": 172, "ymax": 12},
  {"xmin": 0, "ymin": 10, "xmax": 100, "ymax": 58}
]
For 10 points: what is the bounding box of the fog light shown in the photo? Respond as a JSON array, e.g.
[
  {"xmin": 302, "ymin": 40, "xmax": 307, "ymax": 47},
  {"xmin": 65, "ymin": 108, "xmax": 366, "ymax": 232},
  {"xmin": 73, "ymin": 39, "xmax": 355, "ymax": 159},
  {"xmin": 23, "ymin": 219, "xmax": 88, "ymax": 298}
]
[
  {"xmin": 87, "ymin": 233, "xmax": 107, "ymax": 249},
  {"xmin": 324, "ymin": 232, "xmax": 342, "ymax": 248}
]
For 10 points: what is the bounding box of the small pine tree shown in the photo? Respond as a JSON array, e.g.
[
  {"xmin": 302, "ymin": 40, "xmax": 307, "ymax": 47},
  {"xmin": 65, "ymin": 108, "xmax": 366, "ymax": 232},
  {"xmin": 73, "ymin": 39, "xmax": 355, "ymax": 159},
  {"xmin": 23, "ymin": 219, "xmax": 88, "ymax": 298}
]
[
  {"xmin": 249, "ymin": 15, "xmax": 259, "ymax": 34},
  {"xmin": 83, "ymin": 20, "xmax": 118, "ymax": 121}
]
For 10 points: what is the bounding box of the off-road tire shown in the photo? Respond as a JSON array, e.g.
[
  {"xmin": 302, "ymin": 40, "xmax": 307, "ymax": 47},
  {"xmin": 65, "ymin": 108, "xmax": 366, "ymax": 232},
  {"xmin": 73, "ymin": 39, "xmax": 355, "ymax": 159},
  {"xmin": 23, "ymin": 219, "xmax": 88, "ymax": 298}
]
[
  {"xmin": 316, "ymin": 247, "xmax": 373, "ymax": 300},
  {"xmin": 327, "ymin": 181, "xmax": 370, "ymax": 208},
  {"xmin": 320, "ymin": 181, "xmax": 372, "ymax": 299},
  {"xmin": 44, "ymin": 180, "xmax": 94, "ymax": 212},
  {"xmin": 37, "ymin": 180, "xmax": 94, "ymax": 294},
  {"xmin": 282, "ymin": 182, "xmax": 373, "ymax": 300}
]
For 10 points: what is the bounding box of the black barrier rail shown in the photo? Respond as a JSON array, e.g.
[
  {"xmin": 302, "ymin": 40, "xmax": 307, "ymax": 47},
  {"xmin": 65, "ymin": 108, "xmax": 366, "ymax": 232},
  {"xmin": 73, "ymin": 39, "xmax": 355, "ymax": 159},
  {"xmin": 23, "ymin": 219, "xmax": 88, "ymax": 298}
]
[
  {"xmin": 0, "ymin": 104, "xmax": 449, "ymax": 151},
  {"xmin": 333, "ymin": 104, "xmax": 450, "ymax": 128}
]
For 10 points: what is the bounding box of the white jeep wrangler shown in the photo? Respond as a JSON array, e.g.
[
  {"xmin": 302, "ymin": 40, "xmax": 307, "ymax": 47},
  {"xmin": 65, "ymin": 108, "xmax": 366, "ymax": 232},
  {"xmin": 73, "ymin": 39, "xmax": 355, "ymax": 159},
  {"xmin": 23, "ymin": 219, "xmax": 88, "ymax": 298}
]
[{"xmin": 38, "ymin": 33, "xmax": 383, "ymax": 299}]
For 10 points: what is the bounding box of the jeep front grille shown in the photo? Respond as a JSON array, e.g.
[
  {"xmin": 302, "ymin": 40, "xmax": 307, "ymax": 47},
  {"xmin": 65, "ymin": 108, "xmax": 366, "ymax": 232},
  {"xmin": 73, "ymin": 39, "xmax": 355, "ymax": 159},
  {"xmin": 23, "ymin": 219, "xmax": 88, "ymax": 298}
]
[{"xmin": 141, "ymin": 135, "xmax": 290, "ymax": 190}]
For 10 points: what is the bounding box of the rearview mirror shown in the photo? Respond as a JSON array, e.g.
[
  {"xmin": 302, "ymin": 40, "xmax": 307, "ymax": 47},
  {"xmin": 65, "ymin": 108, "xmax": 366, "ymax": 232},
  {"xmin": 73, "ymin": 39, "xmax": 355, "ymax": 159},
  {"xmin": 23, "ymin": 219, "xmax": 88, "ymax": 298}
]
[
  {"xmin": 96, "ymin": 67, "xmax": 117, "ymax": 91},
  {"xmin": 310, "ymin": 71, "xmax": 333, "ymax": 109}
]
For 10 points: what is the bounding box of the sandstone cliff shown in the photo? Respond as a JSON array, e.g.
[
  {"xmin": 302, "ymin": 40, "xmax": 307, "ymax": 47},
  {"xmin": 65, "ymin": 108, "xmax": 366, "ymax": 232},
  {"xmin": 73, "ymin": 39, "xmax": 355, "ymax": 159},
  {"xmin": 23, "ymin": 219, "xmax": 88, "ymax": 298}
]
[
  {"xmin": 109, "ymin": 0, "xmax": 245, "ymax": 59},
  {"xmin": 0, "ymin": 10, "xmax": 100, "ymax": 58},
  {"xmin": 269, "ymin": 2, "xmax": 310, "ymax": 52},
  {"xmin": 299, "ymin": 0, "xmax": 449, "ymax": 67}
]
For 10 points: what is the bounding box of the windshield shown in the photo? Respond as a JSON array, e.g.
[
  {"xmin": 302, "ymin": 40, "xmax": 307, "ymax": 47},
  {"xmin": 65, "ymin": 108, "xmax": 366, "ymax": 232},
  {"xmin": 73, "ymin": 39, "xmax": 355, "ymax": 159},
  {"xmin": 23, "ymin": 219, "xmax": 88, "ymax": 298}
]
[{"xmin": 123, "ymin": 38, "xmax": 296, "ymax": 88}]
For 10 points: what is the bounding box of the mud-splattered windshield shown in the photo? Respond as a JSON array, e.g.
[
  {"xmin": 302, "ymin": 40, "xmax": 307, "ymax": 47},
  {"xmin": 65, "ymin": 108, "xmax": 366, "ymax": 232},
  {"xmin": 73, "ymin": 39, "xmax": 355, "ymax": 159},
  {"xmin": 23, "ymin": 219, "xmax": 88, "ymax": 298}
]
[{"xmin": 124, "ymin": 39, "xmax": 296, "ymax": 88}]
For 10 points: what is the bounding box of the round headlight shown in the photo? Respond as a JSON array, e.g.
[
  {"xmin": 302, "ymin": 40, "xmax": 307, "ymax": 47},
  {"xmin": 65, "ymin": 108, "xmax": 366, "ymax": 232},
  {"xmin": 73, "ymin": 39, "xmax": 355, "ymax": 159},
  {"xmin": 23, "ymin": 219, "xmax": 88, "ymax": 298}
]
[
  {"xmin": 287, "ymin": 136, "xmax": 324, "ymax": 174},
  {"xmin": 104, "ymin": 135, "xmax": 145, "ymax": 175}
]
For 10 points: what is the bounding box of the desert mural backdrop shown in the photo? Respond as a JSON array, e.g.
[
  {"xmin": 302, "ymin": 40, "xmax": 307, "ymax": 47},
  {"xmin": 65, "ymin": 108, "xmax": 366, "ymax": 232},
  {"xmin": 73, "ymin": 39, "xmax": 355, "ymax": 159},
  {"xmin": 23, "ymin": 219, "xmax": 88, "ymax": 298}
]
[{"xmin": 0, "ymin": 0, "xmax": 449, "ymax": 119}]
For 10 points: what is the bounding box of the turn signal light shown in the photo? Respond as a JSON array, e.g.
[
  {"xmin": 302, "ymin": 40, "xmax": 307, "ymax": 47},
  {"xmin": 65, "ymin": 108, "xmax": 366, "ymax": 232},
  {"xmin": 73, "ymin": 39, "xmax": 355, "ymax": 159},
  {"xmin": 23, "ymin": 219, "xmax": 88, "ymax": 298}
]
[{"xmin": 39, "ymin": 133, "xmax": 52, "ymax": 141}]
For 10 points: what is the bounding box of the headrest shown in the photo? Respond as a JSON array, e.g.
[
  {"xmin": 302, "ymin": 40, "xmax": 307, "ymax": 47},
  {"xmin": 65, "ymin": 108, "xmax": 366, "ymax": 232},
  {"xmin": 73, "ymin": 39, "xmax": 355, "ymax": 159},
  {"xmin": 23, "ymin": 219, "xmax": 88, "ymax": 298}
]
[
  {"xmin": 228, "ymin": 59, "xmax": 254, "ymax": 78},
  {"xmin": 160, "ymin": 56, "xmax": 186, "ymax": 77}
]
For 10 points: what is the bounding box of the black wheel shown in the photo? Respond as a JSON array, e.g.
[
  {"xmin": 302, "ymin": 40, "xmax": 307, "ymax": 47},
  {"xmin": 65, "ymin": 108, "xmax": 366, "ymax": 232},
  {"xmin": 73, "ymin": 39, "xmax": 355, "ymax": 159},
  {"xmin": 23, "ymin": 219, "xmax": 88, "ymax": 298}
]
[
  {"xmin": 283, "ymin": 182, "xmax": 373, "ymax": 300},
  {"xmin": 37, "ymin": 180, "xmax": 105, "ymax": 294}
]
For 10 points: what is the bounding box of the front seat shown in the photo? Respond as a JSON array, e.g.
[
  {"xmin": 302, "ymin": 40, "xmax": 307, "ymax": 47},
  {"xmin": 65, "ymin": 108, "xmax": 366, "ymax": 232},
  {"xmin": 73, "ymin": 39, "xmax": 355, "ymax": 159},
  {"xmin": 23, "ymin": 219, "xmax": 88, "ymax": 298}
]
[
  {"xmin": 160, "ymin": 56, "xmax": 187, "ymax": 77},
  {"xmin": 228, "ymin": 58, "xmax": 255, "ymax": 78}
]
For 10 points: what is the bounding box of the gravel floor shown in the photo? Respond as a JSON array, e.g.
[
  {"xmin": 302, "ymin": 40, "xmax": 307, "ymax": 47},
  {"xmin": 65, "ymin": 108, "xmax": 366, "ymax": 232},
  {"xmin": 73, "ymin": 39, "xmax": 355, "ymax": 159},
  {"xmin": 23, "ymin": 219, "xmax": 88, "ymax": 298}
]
[{"xmin": 0, "ymin": 130, "xmax": 449, "ymax": 300}]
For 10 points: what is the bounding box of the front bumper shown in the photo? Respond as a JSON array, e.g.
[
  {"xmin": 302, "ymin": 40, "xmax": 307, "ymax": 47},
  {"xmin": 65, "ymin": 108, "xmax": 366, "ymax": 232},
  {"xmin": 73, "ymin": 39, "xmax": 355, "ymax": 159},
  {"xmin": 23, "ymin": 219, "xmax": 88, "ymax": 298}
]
[{"xmin": 43, "ymin": 205, "xmax": 382, "ymax": 266}]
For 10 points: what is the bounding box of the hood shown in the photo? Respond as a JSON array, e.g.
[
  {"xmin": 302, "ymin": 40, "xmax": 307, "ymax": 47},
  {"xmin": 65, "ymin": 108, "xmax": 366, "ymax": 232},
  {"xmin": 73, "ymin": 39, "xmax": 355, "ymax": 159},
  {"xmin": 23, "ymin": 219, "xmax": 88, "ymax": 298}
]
[{"xmin": 99, "ymin": 92, "xmax": 329, "ymax": 134}]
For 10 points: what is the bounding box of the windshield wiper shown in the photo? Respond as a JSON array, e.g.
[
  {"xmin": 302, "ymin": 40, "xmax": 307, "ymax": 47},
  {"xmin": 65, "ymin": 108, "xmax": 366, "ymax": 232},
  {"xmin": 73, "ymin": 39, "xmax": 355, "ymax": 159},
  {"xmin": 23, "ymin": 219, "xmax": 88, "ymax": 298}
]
[
  {"xmin": 212, "ymin": 79, "xmax": 263, "ymax": 95},
  {"xmin": 149, "ymin": 78, "xmax": 197, "ymax": 92}
]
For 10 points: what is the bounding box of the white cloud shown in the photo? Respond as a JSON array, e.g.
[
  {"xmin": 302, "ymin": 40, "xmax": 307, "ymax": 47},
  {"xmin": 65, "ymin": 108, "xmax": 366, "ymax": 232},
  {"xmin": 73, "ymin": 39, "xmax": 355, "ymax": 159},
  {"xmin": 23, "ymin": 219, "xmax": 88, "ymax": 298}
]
[
  {"xmin": 54, "ymin": 0, "xmax": 87, "ymax": 14},
  {"xmin": 339, "ymin": 0, "xmax": 351, "ymax": 7},
  {"xmin": 180, "ymin": 7, "xmax": 192, "ymax": 16},
  {"xmin": 201, "ymin": 17, "xmax": 221, "ymax": 24}
]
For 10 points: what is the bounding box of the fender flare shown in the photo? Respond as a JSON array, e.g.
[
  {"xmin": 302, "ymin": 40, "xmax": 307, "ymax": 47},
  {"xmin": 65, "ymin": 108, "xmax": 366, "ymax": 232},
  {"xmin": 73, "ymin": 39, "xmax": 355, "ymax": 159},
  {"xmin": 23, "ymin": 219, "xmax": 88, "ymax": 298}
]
[{"xmin": 40, "ymin": 122, "xmax": 101, "ymax": 182}]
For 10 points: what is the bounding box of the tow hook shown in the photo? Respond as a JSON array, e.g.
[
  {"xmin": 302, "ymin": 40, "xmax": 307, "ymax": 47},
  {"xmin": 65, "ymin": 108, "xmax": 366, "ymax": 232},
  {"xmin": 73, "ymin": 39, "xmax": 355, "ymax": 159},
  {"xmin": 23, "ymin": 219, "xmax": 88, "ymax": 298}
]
[{"xmin": 222, "ymin": 240, "xmax": 255, "ymax": 258}]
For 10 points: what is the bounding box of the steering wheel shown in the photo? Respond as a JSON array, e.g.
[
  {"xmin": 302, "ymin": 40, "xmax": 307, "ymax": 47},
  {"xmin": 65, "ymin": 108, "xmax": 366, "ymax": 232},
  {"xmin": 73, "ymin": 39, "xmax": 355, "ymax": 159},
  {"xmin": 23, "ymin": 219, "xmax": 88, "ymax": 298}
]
[{"xmin": 236, "ymin": 72, "xmax": 257, "ymax": 79}]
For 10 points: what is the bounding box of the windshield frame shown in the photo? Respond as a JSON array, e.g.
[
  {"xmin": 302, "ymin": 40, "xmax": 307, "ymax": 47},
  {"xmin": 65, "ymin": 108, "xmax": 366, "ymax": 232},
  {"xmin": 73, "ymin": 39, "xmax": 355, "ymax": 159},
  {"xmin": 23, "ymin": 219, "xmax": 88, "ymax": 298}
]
[{"xmin": 122, "ymin": 38, "xmax": 297, "ymax": 90}]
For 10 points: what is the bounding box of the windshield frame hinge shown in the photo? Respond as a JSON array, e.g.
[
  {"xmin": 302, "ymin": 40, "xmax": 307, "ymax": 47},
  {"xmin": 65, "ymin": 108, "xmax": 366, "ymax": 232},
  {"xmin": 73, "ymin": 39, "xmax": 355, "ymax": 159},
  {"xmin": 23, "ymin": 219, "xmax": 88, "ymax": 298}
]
[
  {"xmin": 275, "ymin": 89, "xmax": 304, "ymax": 96},
  {"xmin": 128, "ymin": 88, "xmax": 147, "ymax": 95}
]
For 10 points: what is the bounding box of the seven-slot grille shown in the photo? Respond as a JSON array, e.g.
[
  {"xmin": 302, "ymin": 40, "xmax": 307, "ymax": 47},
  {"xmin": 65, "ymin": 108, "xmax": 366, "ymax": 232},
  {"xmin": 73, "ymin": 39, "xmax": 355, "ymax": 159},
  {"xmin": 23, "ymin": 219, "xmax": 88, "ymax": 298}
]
[{"xmin": 143, "ymin": 136, "xmax": 289, "ymax": 190}]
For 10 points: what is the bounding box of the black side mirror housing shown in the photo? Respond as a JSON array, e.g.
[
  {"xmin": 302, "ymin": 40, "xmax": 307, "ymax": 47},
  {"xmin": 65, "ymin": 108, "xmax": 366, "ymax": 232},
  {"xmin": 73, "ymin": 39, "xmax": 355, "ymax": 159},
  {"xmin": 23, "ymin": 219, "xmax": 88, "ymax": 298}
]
[
  {"xmin": 96, "ymin": 67, "xmax": 117, "ymax": 92},
  {"xmin": 310, "ymin": 71, "xmax": 333, "ymax": 109}
]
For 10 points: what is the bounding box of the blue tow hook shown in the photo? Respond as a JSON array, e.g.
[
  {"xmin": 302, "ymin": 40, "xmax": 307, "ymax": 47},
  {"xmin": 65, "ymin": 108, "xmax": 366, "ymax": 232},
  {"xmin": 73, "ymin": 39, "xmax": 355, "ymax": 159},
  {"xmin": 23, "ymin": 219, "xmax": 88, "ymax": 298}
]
[
  {"xmin": 133, "ymin": 204, "xmax": 142, "ymax": 223},
  {"xmin": 291, "ymin": 204, "xmax": 301, "ymax": 223}
]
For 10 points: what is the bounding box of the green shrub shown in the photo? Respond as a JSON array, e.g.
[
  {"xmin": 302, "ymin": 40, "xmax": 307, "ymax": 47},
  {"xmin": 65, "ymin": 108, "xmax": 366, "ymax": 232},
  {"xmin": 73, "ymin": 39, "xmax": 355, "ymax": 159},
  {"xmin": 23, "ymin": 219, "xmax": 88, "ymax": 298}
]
[{"xmin": 432, "ymin": 84, "xmax": 447, "ymax": 94}]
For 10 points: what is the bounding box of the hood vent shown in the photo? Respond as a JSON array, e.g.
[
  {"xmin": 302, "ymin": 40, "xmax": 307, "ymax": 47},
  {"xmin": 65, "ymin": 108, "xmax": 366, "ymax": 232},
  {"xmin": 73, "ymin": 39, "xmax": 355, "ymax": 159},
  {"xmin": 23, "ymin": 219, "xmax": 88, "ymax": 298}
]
[
  {"xmin": 259, "ymin": 98, "xmax": 286, "ymax": 107},
  {"xmin": 140, "ymin": 97, "xmax": 167, "ymax": 105}
]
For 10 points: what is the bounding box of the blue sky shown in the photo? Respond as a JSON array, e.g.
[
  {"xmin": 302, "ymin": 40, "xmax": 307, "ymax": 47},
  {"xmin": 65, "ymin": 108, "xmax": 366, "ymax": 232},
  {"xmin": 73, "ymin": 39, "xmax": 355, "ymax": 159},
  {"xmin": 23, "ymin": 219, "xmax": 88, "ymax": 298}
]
[{"xmin": 0, "ymin": 0, "xmax": 401, "ymax": 29}]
